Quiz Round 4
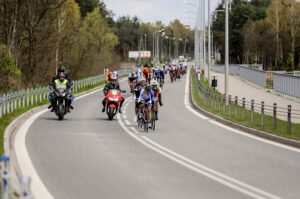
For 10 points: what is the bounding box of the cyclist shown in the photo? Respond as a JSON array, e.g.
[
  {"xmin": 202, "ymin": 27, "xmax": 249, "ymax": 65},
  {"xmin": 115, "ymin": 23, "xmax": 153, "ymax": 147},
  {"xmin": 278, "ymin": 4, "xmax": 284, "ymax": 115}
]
[
  {"xmin": 133, "ymin": 77, "xmax": 146, "ymax": 122},
  {"xmin": 113, "ymin": 70, "xmax": 120, "ymax": 82},
  {"xmin": 105, "ymin": 70, "xmax": 113, "ymax": 82},
  {"xmin": 128, "ymin": 71, "xmax": 137, "ymax": 93},
  {"xmin": 158, "ymin": 67, "xmax": 165, "ymax": 86},
  {"xmin": 150, "ymin": 80, "xmax": 163, "ymax": 120},
  {"xmin": 142, "ymin": 64, "xmax": 150, "ymax": 83},
  {"xmin": 138, "ymin": 84, "xmax": 155, "ymax": 127}
]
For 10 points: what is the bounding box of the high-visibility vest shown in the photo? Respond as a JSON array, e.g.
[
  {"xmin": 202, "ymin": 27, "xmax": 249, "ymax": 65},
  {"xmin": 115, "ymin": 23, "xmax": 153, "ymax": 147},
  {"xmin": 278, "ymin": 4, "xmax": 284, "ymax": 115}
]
[{"xmin": 55, "ymin": 79, "xmax": 68, "ymax": 89}]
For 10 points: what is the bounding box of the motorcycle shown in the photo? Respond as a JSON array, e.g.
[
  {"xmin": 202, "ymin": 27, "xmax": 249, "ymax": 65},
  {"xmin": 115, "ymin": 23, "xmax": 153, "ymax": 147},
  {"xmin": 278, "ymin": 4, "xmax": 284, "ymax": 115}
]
[
  {"xmin": 105, "ymin": 89, "xmax": 125, "ymax": 120},
  {"xmin": 53, "ymin": 88, "xmax": 69, "ymax": 120}
]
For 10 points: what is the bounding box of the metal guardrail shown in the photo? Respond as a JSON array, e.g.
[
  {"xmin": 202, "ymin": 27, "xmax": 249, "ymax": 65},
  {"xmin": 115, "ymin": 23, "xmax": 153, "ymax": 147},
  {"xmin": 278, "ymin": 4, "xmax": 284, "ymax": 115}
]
[
  {"xmin": 273, "ymin": 73, "xmax": 300, "ymax": 98},
  {"xmin": 193, "ymin": 69, "xmax": 300, "ymax": 133},
  {"xmin": 0, "ymin": 69, "xmax": 131, "ymax": 119},
  {"xmin": 211, "ymin": 65, "xmax": 266, "ymax": 87},
  {"xmin": 212, "ymin": 65, "xmax": 300, "ymax": 98}
]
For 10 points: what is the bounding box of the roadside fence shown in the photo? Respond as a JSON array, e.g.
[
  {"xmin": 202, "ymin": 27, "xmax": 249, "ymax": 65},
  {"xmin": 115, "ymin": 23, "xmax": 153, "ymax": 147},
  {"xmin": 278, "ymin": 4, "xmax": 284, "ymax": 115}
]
[
  {"xmin": 0, "ymin": 69, "xmax": 131, "ymax": 119},
  {"xmin": 211, "ymin": 65, "xmax": 300, "ymax": 98},
  {"xmin": 193, "ymin": 68, "xmax": 300, "ymax": 134}
]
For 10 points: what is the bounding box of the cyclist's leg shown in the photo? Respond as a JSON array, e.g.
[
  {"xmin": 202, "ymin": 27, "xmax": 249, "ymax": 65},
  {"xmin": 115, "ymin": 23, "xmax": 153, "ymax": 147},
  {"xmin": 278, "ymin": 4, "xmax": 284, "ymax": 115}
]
[{"xmin": 147, "ymin": 104, "xmax": 152, "ymax": 122}]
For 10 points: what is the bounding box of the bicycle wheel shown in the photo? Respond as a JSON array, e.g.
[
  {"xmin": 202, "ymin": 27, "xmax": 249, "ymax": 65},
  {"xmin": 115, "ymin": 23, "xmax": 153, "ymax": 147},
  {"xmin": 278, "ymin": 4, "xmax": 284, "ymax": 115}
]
[{"xmin": 151, "ymin": 109, "xmax": 156, "ymax": 131}]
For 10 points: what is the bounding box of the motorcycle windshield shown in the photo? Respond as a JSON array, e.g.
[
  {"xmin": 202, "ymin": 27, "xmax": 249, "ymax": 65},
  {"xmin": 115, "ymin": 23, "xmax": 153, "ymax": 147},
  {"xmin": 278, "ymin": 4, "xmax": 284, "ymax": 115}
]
[{"xmin": 110, "ymin": 89, "xmax": 119, "ymax": 96}]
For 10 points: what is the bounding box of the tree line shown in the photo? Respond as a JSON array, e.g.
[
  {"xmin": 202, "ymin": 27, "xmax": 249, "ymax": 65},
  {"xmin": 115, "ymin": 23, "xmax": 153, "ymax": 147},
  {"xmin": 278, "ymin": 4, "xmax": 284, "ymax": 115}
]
[
  {"xmin": 0, "ymin": 0, "xmax": 194, "ymax": 93},
  {"xmin": 212, "ymin": 0, "xmax": 300, "ymax": 71}
]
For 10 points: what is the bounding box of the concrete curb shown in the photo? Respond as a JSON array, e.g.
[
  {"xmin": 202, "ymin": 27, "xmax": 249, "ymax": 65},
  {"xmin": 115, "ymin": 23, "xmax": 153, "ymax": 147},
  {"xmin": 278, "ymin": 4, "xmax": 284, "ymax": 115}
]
[
  {"xmin": 189, "ymin": 75, "xmax": 300, "ymax": 149},
  {"xmin": 3, "ymin": 83, "xmax": 107, "ymax": 191}
]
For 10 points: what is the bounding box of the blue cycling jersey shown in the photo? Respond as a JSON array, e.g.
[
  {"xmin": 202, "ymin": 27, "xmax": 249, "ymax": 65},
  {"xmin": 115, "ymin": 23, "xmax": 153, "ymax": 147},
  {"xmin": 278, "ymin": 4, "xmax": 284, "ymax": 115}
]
[{"xmin": 138, "ymin": 89, "xmax": 155, "ymax": 104}]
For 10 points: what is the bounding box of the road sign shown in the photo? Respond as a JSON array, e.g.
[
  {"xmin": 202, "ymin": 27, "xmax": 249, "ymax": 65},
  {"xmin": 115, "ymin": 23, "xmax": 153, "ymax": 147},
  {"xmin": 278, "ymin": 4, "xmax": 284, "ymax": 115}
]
[{"xmin": 129, "ymin": 51, "xmax": 151, "ymax": 58}]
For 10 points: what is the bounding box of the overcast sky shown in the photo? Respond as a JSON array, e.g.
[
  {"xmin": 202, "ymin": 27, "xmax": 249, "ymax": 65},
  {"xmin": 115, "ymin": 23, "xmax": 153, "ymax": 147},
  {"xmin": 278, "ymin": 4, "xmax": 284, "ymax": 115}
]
[{"xmin": 103, "ymin": 0, "xmax": 221, "ymax": 27}]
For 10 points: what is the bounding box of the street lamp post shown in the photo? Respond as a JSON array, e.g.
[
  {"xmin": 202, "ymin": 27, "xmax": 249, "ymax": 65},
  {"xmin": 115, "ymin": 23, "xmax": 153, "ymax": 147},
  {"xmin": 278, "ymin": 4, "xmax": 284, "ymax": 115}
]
[
  {"xmin": 208, "ymin": 0, "xmax": 211, "ymax": 88},
  {"xmin": 225, "ymin": 0, "xmax": 229, "ymax": 99}
]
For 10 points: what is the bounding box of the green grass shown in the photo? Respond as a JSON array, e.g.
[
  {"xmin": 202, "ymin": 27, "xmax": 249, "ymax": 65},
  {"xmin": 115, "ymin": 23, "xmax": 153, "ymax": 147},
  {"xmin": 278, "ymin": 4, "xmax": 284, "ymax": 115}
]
[
  {"xmin": 0, "ymin": 74, "xmax": 128, "ymax": 155},
  {"xmin": 191, "ymin": 69, "xmax": 300, "ymax": 141}
]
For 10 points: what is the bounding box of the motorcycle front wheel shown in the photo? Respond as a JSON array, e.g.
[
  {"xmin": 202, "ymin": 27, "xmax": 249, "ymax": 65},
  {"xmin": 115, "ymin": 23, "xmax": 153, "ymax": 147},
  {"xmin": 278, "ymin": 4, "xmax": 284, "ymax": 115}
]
[{"xmin": 108, "ymin": 107, "xmax": 115, "ymax": 120}]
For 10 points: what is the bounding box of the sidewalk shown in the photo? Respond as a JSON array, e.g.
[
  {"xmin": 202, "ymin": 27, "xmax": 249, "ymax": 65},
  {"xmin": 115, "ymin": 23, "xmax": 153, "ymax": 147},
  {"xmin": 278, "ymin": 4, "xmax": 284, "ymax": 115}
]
[{"xmin": 210, "ymin": 71, "xmax": 300, "ymax": 123}]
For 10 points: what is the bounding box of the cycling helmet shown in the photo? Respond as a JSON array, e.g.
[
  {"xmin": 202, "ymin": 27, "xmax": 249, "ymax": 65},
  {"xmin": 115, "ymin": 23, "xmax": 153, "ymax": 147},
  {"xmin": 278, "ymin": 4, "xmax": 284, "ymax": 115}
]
[
  {"xmin": 150, "ymin": 80, "xmax": 159, "ymax": 87},
  {"xmin": 110, "ymin": 75, "xmax": 117, "ymax": 85},
  {"xmin": 139, "ymin": 77, "xmax": 146, "ymax": 83},
  {"xmin": 145, "ymin": 85, "xmax": 152, "ymax": 92}
]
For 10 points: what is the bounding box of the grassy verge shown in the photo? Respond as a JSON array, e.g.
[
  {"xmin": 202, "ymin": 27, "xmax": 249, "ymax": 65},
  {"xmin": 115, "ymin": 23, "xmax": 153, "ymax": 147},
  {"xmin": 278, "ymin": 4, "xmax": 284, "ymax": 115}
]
[
  {"xmin": 0, "ymin": 74, "xmax": 128, "ymax": 155},
  {"xmin": 191, "ymin": 69, "xmax": 300, "ymax": 141}
]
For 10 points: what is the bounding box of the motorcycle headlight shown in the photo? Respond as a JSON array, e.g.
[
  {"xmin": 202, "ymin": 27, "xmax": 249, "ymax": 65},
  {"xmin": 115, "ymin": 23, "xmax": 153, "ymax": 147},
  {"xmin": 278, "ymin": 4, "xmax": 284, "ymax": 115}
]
[
  {"xmin": 109, "ymin": 97, "xmax": 114, "ymax": 101},
  {"xmin": 62, "ymin": 93, "xmax": 66, "ymax": 97},
  {"xmin": 113, "ymin": 98, "xmax": 119, "ymax": 102}
]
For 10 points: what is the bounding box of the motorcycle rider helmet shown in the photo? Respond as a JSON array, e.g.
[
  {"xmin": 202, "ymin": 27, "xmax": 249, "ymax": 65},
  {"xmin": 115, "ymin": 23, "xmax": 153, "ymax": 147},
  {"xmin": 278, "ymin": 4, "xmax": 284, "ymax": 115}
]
[
  {"xmin": 110, "ymin": 75, "xmax": 117, "ymax": 86},
  {"xmin": 57, "ymin": 65, "xmax": 65, "ymax": 75},
  {"xmin": 145, "ymin": 85, "xmax": 151, "ymax": 92}
]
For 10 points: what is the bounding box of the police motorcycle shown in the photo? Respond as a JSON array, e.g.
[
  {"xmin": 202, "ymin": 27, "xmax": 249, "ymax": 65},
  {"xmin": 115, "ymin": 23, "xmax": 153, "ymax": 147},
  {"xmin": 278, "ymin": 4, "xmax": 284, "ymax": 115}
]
[{"xmin": 50, "ymin": 81, "xmax": 72, "ymax": 121}]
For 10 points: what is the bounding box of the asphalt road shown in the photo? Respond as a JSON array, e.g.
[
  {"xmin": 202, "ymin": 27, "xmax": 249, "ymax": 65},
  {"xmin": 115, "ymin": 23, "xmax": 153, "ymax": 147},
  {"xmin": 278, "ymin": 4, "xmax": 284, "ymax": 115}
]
[{"xmin": 25, "ymin": 71, "xmax": 300, "ymax": 199}]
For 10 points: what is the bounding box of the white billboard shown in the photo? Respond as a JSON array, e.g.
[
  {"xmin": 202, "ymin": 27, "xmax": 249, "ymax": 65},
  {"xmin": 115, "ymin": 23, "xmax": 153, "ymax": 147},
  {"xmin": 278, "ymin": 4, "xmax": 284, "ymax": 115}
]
[{"xmin": 129, "ymin": 51, "xmax": 151, "ymax": 58}]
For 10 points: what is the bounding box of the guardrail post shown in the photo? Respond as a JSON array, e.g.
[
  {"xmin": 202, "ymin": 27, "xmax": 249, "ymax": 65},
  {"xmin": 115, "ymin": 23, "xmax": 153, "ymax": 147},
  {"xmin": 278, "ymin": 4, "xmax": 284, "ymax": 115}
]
[
  {"xmin": 1, "ymin": 156, "xmax": 10, "ymax": 199},
  {"xmin": 42, "ymin": 86, "xmax": 45, "ymax": 100},
  {"xmin": 251, "ymin": 99, "xmax": 254, "ymax": 125},
  {"xmin": 18, "ymin": 90, "xmax": 21, "ymax": 108},
  {"xmin": 261, "ymin": 101, "xmax": 264, "ymax": 127},
  {"xmin": 223, "ymin": 94, "xmax": 226, "ymax": 114},
  {"xmin": 30, "ymin": 88, "xmax": 33, "ymax": 106},
  {"xmin": 228, "ymin": 95, "xmax": 231, "ymax": 117},
  {"xmin": 214, "ymin": 92, "xmax": 217, "ymax": 109},
  {"xmin": 27, "ymin": 89, "xmax": 29, "ymax": 106},
  {"xmin": 287, "ymin": 105, "xmax": 291, "ymax": 134},
  {"xmin": 14, "ymin": 91, "xmax": 17, "ymax": 110},
  {"xmin": 6, "ymin": 95, "xmax": 9, "ymax": 114},
  {"xmin": 210, "ymin": 91, "xmax": 214, "ymax": 107},
  {"xmin": 0, "ymin": 95, "xmax": 2, "ymax": 118},
  {"xmin": 218, "ymin": 93, "xmax": 221, "ymax": 112},
  {"xmin": 10, "ymin": 92, "xmax": 14, "ymax": 113},
  {"xmin": 19, "ymin": 176, "xmax": 32, "ymax": 199},
  {"xmin": 235, "ymin": 96, "xmax": 238, "ymax": 117},
  {"xmin": 35, "ymin": 88, "xmax": 38, "ymax": 104},
  {"xmin": 23, "ymin": 89, "xmax": 25, "ymax": 107},
  {"xmin": 3, "ymin": 94, "xmax": 6, "ymax": 115},
  {"xmin": 273, "ymin": 103, "xmax": 277, "ymax": 129},
  {"xmin": 39, "ymin": 86, "xmax": 42, "ymax": 103},
  {"xmin": 242, "ymin": 98, "xmax": 245, "ymax": 120}
]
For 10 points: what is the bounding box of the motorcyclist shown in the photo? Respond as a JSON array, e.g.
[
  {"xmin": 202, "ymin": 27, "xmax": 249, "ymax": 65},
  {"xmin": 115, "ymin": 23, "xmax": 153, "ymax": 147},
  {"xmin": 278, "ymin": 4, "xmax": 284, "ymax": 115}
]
[
  {"xmin": 48, "ymin": 64, "xmax": 74, "ymax": 112},
  {"xmin": 150, "ymin": 80, "xmax": 163, "ymax": 120},
  {"xmin": 102, "ymin": 75, "xmax": 124, "ymax": 113},
  {"xmin": 48, "ymin": 71, "xmax": 74, "ymax": 112}
]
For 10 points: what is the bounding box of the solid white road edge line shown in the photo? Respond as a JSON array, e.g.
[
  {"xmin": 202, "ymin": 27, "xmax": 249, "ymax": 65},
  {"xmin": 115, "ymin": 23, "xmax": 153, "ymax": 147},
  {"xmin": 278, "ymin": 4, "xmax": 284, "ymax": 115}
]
[
  {"xmin": 185, "ymin": 69, "xmax": 300, "ymax": 153},
  {"xmin": 117, "ymin": 99, "xmax": 280, "ymax": 199},
  {"xmin": 14, "ymin": 79, "xmax": 127, "ymax": 199}
]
